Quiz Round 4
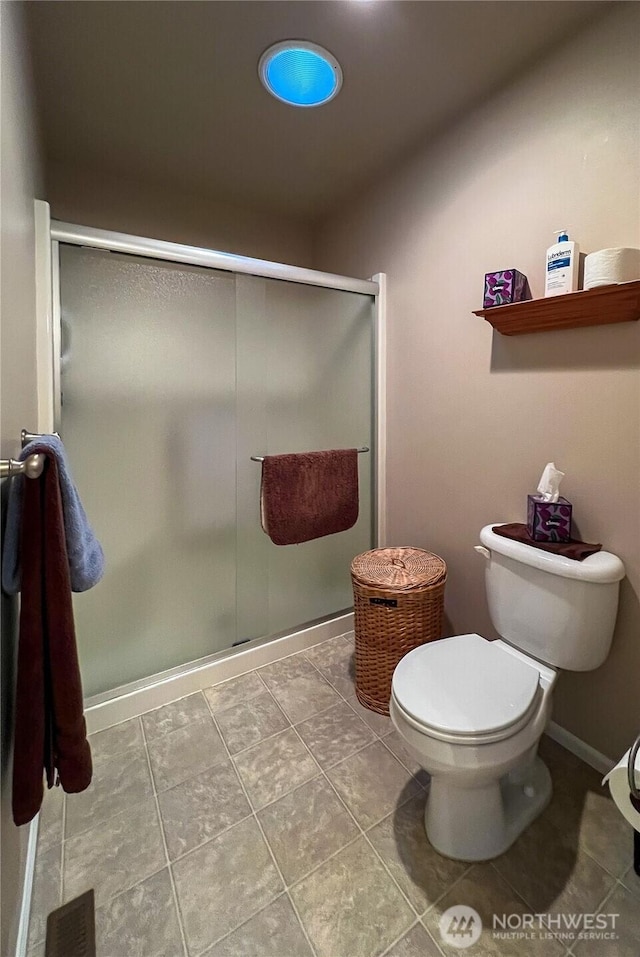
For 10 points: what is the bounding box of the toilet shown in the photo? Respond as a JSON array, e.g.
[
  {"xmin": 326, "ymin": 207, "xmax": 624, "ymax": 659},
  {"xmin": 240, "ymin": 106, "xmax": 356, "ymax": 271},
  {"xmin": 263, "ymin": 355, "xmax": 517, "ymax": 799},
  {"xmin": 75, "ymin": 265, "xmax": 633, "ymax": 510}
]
[{"xmin": 390, "ymin": 523, "xmax": 625, "ymax": 862}]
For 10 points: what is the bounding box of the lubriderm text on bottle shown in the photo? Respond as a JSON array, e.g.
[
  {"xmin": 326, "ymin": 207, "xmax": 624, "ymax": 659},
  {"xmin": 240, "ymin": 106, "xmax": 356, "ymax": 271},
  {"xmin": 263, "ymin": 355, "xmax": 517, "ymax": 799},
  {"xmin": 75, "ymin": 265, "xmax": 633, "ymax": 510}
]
[{"xmin": 545, "ymin": 230, "xmax": 579, "ymax": 297}]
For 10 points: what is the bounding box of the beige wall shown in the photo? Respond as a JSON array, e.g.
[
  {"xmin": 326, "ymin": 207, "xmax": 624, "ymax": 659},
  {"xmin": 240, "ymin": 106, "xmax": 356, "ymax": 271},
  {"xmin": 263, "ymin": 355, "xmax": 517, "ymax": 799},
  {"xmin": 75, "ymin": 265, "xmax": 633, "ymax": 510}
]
[
  {"xmin": 46, "ymin": 161, "xmax": 315, "ymax": 268},
  {"xmin": 0, "ymin": 3, "xmax": 44, "ymax": 953},
  {"xmin": 315, "ymin": 4, "xmax": 640, "ymax": 761}
]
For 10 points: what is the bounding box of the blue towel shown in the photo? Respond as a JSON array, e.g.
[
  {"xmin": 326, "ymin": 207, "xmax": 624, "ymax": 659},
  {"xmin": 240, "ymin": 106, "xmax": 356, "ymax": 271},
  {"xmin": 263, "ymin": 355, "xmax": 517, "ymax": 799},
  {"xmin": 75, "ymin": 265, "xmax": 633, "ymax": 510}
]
[{"xmin": 2, "ymin": 435, "xmax": 105, "ymax": 594}]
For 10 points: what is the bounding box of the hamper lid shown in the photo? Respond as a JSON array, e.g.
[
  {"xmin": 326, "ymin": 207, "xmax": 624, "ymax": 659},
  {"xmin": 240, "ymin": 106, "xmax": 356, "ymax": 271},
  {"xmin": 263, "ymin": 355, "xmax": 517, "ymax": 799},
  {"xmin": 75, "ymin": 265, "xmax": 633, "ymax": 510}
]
[{"xmin": 351, "ymin": 547, "xmax": 446, "ymax": 591}]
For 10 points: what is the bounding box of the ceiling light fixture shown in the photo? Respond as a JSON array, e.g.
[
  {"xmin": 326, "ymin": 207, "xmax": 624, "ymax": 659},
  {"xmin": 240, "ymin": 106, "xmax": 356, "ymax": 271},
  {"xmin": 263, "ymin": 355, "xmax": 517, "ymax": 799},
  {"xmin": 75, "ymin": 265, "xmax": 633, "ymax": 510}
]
[{"xmin": 259, "ymin": 41, "xmax": 343, "ymax": 108}]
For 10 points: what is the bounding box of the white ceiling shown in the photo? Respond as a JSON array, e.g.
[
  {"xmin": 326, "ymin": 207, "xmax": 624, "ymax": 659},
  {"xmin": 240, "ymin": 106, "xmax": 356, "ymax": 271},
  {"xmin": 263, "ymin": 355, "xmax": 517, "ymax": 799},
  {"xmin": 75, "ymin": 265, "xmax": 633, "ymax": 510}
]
[{"xmin": 25, "ymin": 1, "xmax": 609, "ymax": 221}]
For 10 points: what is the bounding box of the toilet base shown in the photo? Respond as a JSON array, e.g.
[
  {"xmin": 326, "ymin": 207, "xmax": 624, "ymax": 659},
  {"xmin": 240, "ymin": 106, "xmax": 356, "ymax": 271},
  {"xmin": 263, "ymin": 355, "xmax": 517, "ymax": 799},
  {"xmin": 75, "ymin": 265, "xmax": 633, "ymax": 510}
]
[{"xmin": 425, "ymin": 756, "xmax": 552, "ymax": 862}]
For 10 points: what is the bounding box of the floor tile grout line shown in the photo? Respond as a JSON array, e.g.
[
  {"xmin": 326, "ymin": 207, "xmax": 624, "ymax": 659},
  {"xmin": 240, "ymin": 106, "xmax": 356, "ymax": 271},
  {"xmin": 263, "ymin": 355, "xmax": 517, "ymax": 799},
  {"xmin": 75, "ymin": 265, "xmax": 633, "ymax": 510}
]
[
  {"xmin": 419, "ymin": 863, "xmax": 476, "ymax": 919},
  {"xmin": 486, "ymin": 857, "xmax": 616, "ymax": 952},
  {"xmin": 294, "ymin": 696, "xmax": 367, "ymax": 731},
  {"xmin": 257, "ymin": 650, "xmax": 358, "ymax": 721},
  {"xmin": 64, "ymin": 723, "xmax": 173, "ymax": 911},
  {"xmin": 88, "ymin": 649, "xmax": 466, "ymax": 946},
  {"xmin": 620, "ymin": 864, "xmax": 637, "ymax": 890},
  {"xmin": 276, "ymin": 827, "xmax": 365, "ymax": 892},
  {"xmin": 181, "ymin": 640, "xmax": 373, "ymax": 763},
  {"xmin": 281, "ymin": 887, "xmax": 320, "ymax": 957},
  {"xmin": 286, "ymin": 721, "xmax": 424, "ymax": 929},
  {"xmin": 190, "ymin": 890, "xmax": 297, "ymax": 957},
  {"xmin": 376, "ymin": 917, "xmax": 422, "ymax": 957},
  {"xmin": 243, "ymin": 766, "xmax": 325, "ymax": 816},
  {"xmin": 203, "ymin": 680, "xmax": 271, "ymax": 721},
  {"xmin": 376, "ymin": 732, "xmax": 430, "ymax": 783},
  {"xmin": 67, "ymin": 654, "xmax": 347, "ymax": 953},
  {"xmin": 202, "ymin": 687, "xmax": 320, "ymax": 957},
  {"xmin": 167, "ymin": 811, "xmax": 256, "ymax": 868},
  {"xmin": 69, "ymin": 642, "xmax": 633, "ymax": 957},
  {"xmin": 289, "ymin": 719, "xmax": 412, "ymax": 837},
  {"xmin": 564, "ymin": 880, "xmax": 622, "ymax": 956},
  {"xmin": 486, "ymin": 859, "xmax": 544, "ymax": 915},
  {"xmin": 300, "ymin": 646, "xmax": 370, "ymax": 710},
  {"xmin": 590, "ymin": 877, "xmax": 625, "ymax": 917},
  {"xmin": 225, "ymin": 689, "xmax": 376, "ymax": 760},
  {"xmin": 377, "ymin": 917, "xmax": 448, "ymax": 957},
  {"xmin": 420, "ymin": 921, "xmax": 449, "ymax": 957},
  {"xmin": 297, "ymin": 732, "xmax": 387, "ymax": 778},
  {"xmin": 578, "ymin": 839, "xmax": 633, "ymax": 884},
  {"xmin": 59, "ymin": 751, "xmax": 158, "ymax": 846},
  {"xmin": 214, "ymin": 679, "xmax": 295, "ymax": 753},
  {"xmin": 361, "ymin": 828, "xmax": 424, "ymax": 921},
  {"xmin": 260, "ymin": 678, "xmax": 343, "ymax": 729},
  {"xmin": 486, "ymin": 859, "xmax": 573, "ymax": 948},
  {"xmin": 140, "ymin": 717, "xmax": 189, "ymax": 957},
  {"xmin": 143, "ymin": 702, "xmax": 222, "ymax": 753}
]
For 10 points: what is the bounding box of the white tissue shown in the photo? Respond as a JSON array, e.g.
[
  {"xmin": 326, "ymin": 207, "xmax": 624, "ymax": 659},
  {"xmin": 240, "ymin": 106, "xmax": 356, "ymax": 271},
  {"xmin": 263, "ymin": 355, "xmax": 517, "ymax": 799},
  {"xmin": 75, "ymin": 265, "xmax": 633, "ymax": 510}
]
[
  {"xmin": 584, "ymin": 247, "xmax": 640, "ymax": 290},
  {"xmin": 536, "ymin": 462, "xmax": 564, "ymax": 503},
  {"xmin": 602, "ymin": 747, "xmax": 640, "ymax": 831}
]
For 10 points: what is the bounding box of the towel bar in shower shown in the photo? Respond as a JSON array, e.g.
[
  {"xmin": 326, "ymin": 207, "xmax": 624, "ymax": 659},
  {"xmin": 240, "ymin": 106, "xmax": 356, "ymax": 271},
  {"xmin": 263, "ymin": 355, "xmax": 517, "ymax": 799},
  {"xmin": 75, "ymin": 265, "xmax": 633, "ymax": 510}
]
[{"xmin": 250, "ymin": 447, "xmax": 369, "ymax": 462}]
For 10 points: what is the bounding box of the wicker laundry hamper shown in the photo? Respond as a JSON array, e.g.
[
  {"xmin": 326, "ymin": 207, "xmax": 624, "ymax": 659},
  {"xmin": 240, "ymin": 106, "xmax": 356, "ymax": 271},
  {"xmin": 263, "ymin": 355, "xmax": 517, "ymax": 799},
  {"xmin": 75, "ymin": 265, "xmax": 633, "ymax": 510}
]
[{"xmin": 351, "ymin": 547, "xmax": 447, "ymax": 715}]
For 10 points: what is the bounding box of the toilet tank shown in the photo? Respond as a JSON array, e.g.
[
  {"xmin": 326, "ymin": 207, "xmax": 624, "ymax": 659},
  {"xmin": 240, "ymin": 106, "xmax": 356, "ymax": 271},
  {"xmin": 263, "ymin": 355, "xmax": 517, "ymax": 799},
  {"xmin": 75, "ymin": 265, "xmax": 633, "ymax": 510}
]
[{"xmin": 479, "ymin": 525, "xmax": 625, "ymax": 671}]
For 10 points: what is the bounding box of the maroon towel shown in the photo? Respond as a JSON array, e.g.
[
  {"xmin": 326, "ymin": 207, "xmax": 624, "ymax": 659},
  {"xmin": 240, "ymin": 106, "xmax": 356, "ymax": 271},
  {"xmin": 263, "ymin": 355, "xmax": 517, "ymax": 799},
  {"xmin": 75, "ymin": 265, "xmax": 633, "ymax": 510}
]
[
  {"xmin": 12, "ymin": 455, "xmax": 92, "ymax": 826},
  {"xmin": 261, "ymin": 449, "xmax": 359, "ymax": 546},
  {"xmin": 492, "ymin": 523, "xmax": 602, "ymax": 561}
]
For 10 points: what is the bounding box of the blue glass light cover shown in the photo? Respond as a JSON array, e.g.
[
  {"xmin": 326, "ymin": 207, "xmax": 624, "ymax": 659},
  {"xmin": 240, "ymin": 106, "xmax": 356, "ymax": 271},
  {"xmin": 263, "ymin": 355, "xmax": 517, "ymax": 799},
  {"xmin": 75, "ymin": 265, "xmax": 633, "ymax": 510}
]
[{"xmin": 259, "ymin": 41, "xmax": 342, "ymax": 107}]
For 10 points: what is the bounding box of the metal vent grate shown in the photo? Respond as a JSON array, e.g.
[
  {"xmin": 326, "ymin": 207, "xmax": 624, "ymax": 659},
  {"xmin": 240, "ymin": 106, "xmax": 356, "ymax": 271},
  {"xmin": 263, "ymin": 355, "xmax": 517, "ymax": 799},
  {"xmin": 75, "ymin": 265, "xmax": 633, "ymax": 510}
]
[{"xmin": 45, "ymin": 889, "xmax": 96, "ymax": 957}]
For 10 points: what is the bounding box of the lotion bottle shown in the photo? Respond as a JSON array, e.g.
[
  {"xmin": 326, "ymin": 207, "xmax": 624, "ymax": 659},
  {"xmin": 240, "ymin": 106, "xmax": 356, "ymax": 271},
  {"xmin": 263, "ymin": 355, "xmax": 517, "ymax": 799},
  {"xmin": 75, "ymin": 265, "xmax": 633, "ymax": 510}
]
[{"xmin": 545, "ymin": 230, "xmax": 579, "ymax": 297}]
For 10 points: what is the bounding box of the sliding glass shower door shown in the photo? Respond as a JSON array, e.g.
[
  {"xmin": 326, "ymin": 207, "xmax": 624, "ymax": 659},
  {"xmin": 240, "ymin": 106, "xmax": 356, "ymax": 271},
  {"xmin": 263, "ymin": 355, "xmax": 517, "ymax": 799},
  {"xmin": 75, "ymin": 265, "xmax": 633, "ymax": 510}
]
[{"xmin": 59, "ymin": 244, "xmax": 374, "ymax": 697}]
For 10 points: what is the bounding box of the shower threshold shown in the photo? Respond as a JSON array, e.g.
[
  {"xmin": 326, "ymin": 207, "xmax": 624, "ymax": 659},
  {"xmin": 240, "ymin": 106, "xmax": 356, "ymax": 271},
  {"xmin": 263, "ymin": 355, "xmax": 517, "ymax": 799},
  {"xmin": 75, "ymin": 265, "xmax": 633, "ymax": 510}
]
[{"xmin": 83, "ymin": 610, "xmax": 354, "ymax": 735}]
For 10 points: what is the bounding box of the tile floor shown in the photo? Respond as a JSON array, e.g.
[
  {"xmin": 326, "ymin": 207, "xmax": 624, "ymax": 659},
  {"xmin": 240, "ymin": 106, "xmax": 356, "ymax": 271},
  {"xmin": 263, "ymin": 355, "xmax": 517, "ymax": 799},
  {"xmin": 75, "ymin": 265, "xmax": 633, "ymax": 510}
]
[{"xmin": 27, "ymin": 632, "xmax": 639, "ymax": 957}]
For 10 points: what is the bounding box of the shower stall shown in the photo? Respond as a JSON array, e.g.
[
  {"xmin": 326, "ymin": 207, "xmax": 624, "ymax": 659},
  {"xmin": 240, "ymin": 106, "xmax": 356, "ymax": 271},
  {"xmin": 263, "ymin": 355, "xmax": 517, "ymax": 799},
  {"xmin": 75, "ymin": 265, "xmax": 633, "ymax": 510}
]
[{"xmin": 38, "ymin": 210, "xmax": 384, "ymax": 710}]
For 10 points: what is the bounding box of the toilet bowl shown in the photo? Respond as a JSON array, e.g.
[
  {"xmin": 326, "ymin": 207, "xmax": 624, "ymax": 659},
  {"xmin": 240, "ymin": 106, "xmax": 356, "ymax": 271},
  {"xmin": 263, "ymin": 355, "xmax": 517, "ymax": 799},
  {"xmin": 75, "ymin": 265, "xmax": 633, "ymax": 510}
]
[
  {"xmin": 390, "ymin": 524, "xmax": 625, "ymax": 863},
  {"xmin": 390, "ymin": 633, "xmax": 557, "ymax": 861}
]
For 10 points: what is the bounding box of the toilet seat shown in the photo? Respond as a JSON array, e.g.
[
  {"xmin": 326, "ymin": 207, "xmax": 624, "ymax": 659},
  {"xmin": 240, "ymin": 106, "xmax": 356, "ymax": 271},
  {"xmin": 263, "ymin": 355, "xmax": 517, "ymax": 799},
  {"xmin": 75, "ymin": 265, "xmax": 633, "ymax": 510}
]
[{"xmin": 392, "ymin": 633, "xmax": 542, "ymax": 745}]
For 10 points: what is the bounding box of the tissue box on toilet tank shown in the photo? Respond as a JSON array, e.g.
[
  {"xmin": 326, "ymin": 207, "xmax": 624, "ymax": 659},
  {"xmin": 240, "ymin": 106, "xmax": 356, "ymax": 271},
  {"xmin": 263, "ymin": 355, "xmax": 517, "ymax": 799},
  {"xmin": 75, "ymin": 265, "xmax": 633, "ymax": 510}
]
[
  {"xmin": 527, "ymin": 495, "xmax": 572, "ymax": 542},
  {"xmin": 483, "ymin": 269, "xmax": 531, "ymax": 308}
]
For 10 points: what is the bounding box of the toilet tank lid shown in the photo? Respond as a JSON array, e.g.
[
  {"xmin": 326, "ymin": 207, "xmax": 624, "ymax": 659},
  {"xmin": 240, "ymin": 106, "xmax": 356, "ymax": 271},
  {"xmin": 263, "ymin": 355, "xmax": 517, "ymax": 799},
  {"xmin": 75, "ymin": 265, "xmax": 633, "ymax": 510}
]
[{"xmin": 480, "ymin": 525, "xmax": 625, "ymax": 584}]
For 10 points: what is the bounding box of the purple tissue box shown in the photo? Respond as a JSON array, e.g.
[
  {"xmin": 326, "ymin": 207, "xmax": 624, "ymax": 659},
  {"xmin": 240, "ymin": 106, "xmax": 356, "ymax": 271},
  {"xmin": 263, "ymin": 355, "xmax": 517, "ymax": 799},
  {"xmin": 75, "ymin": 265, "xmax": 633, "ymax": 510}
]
[
  {"xmin": 527, "ymin": 495, "xmax": 572, "ymax": 543},
  {"xmin": 483, "ymin": 269, "xmax": 532, "ymax": 308}
]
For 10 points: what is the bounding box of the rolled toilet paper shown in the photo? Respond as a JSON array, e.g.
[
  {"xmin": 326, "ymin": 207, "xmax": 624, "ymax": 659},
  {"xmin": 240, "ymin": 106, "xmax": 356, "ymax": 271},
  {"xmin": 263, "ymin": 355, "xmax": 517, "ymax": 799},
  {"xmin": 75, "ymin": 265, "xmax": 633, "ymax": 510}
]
[
  {"xmin": 584, "ymin": 247, "xmax": 640, "ymax": 290},
  {"xmin": 602, "ymin": 746, "xmax": 640, "ymax": 831}
]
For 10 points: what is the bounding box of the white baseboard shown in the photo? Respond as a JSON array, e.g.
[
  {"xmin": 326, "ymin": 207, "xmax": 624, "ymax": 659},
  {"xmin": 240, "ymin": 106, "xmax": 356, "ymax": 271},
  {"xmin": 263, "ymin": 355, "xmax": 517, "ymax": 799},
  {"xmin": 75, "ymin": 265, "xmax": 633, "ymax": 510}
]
[
  {"xmin": 84, "ymin": 613, "xmax": 354, "ymax": 734},
  {"xmin": 15, "ymin": 815, "xmax": 39, "ymax": 957},
  {"xmin": 546, "ymin": 721, "xmax": 614, "ymax": 776}
]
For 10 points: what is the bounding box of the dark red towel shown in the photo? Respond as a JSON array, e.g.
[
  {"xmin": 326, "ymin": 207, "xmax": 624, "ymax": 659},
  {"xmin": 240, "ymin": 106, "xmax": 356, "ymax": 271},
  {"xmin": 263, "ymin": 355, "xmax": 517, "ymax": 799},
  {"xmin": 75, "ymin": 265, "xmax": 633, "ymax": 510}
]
[
  {"xmin": 492, "ymin": 523, "xmax": 602, "ymax": 561},
  {"xmin": 261, "ymin": 449, "xmax": 359, "ymax": 546},
  {"xmin": 12, "ymin": 455, "xmax": 92, "ymax": 826}
]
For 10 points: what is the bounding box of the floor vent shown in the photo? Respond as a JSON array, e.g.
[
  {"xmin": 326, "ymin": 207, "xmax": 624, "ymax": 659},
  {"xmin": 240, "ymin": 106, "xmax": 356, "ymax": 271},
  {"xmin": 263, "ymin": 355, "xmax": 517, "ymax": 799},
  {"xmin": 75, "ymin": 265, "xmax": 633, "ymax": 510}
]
[{"xmin": 45, "ymin": 889, "xmax": 96, "ymax": 957}]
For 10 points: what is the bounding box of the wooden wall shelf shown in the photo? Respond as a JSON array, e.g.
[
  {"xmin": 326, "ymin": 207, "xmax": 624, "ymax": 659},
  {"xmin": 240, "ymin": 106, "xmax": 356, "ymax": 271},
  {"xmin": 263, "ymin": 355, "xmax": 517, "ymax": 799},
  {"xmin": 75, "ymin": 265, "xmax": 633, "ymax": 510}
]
[{"xmin": 473, "ymin": 281, "xmax": 640, "ymax": 336}]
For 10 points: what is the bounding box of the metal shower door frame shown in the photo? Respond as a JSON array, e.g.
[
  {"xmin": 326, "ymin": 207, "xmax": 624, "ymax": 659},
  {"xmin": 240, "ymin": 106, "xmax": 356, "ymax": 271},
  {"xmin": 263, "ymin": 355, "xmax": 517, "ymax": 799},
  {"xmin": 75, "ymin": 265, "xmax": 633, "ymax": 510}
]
[{"xmin": 35, "ymin": 199, "xmax": 387, "ymax": 547}]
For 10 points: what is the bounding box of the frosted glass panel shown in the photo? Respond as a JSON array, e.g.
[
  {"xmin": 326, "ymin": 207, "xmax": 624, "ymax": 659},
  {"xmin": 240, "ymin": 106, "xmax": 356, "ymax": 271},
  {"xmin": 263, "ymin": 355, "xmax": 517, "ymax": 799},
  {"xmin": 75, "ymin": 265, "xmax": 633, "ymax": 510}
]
[
  {"xmin": 236, "ymin": 276, "xmax": 374, "ymax": 636},
  {"xmin": 60, "ymin": 245, "xmax": 237, "ymax": 695},
  {"xmin": 59, "ymin": 245, "xmax": 375, "ymax": 697}
]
